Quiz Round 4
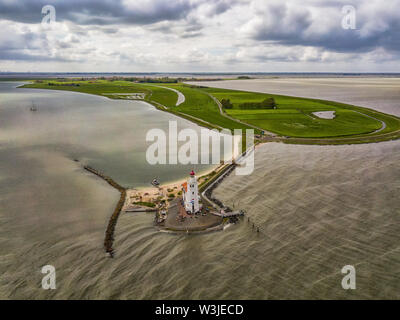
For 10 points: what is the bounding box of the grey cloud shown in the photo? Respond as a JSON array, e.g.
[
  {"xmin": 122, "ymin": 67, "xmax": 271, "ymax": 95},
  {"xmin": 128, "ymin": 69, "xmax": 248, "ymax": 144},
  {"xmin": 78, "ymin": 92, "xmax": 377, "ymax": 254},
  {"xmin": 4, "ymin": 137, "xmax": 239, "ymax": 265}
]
[
  {"xmin": 56, "ymin": 41, "xmax": 72, "ymax": 49},
  {"xmin": 0, "ymin": 50, "xmax": 74, "ymax": 62},
  {"xmin": 0, "ymin": 0, "xmax": 188, "ymax": 24},
  {"xmin": 251, "ymin": 4, "xmax": 312, "ymax": 43},
  {"xmin": 0, "ymin": 30, "xmax": 43, "ymax": 51},
  {"xmin": 101, "ymin": 28, "xmax": 119, "ymax": 34},
  {"xmin": 0, "ymin": 24, "xmax": 81, "ymax": 62},
  {"xmin": 144, "ymin": 17, "xmax": 204, "ymax": 38},
  {"xmin": 181, "ymin": 31, "xmax": 203, "ymax": 38},
  {"xmin": 0, "ymin": 0, "xmax": 232, "ymax": 26},
  {"xmin": 244, "ymin": 1, "xmax": 400, "ymax": 54},
  {"xmin": 1, "ymin": 0, "xmax": 399, "ymax": 68}
]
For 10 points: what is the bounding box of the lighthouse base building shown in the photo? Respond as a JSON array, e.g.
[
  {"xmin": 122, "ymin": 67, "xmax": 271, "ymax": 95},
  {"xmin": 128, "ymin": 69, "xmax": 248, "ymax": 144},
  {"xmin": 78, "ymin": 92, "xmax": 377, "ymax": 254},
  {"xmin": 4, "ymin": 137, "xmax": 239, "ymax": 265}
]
[{"xmin": 182, "ymin": 170, "xmax": 202, "ymax": 214}]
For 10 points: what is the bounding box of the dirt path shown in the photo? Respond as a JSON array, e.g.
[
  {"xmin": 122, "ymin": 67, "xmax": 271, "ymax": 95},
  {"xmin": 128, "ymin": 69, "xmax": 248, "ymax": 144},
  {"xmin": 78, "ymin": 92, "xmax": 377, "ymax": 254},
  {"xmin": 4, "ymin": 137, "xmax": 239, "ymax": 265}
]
[
  {"xmin": 353, "ymin": 110, "xmax": 387, "ymax": 134},
  {"xmin": 149, "ymin": 85, "xmax": 186, "ymax": 106}
]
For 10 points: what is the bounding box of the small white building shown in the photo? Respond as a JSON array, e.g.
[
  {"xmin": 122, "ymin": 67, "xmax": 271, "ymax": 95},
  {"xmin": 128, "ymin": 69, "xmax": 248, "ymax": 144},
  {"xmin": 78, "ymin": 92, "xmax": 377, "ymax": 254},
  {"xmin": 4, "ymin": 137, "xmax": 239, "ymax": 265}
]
[{"xmin": 182, "ymin": 170, "xmax": 201, "ymax": 214}]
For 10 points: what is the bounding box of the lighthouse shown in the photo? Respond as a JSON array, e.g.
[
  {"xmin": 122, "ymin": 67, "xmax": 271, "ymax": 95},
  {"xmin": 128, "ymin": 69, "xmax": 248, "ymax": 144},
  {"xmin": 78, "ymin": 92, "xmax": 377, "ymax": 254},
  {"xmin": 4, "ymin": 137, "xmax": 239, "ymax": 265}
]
[{"xmin": 182, "ymin": 170, "xmax": 201, "ymax": 214}]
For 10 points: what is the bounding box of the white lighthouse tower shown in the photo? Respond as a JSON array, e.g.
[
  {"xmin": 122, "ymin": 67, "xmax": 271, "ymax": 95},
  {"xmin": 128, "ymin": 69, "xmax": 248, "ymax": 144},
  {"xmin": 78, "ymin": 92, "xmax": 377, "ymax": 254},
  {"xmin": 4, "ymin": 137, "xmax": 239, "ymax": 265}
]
[{"xmin": 182, "ymin": 170, "xmax": 201, "ymax": 214}]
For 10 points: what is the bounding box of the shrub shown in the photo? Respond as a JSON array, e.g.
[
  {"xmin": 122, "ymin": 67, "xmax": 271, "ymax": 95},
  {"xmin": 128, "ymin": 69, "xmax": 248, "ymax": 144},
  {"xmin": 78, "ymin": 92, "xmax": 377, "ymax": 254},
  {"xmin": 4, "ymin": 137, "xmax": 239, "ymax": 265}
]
[
  {"xmin": 261, "ymin": 97, "xmax": 276, "ymax": 109},
  {"xmin": 221, "ymin": 99, "xmax": 234, "ymax": 109},
  {"xmin": 239, "ymin": 97, "xmax": 276, "ymax": 109},
  {"xmin": 133, "ymin": 201, "xmax": 156, "ymax": 208}
]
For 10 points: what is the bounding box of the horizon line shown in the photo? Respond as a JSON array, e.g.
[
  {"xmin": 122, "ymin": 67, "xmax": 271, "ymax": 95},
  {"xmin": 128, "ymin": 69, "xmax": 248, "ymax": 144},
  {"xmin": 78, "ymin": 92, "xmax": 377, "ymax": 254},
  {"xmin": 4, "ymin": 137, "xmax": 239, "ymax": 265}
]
[{"xmin": 2, "ymin": 71, "xmax": 400, "ymax": 75}]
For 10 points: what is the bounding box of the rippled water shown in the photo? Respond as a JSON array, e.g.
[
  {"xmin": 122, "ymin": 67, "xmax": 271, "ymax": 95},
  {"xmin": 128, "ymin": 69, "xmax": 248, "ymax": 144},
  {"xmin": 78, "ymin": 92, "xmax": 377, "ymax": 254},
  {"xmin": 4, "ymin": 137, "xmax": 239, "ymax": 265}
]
[
  {"xmin": 1, "ymin": 80, "xmax": 399, "ymax": 299},
  {"xmin": 214, "ymin": 141, "xmax": 400, "ymax": 299},
  {"xmin": 0, "ymin": 82, "xmax": 220, "ymax": 299}
]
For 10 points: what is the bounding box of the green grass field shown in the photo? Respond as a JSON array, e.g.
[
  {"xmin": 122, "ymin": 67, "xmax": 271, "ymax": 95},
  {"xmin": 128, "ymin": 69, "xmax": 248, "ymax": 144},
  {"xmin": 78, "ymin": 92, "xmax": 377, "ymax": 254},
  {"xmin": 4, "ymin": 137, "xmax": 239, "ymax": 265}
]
[
  {"xmin": 158, "ymin": 83, "xmax": 252, "ymax": 131},
  {"xmin": 225, "ymin": 109, "xmax": 381, "ymax": 138},
  {"xmin": 20, "ymin": 79, "xmax": 400, "ymax": 144},
  {"xmin": 200, "ymin": 87, "xmax": 399, "ymax": 138}
]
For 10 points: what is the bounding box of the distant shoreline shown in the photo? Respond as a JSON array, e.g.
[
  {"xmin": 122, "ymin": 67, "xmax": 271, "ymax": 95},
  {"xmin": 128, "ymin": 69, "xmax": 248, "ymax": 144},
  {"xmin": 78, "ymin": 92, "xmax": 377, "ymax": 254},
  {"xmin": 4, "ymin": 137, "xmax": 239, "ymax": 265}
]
[{"xmin": 2, "ymin": 72, "xmax": 400, "ymax": 81}]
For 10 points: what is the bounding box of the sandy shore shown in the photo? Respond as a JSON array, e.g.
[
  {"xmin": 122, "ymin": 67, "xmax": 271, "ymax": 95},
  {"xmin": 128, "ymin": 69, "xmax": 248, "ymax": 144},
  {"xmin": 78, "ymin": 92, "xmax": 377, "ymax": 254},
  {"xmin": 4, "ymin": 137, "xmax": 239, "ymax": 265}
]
[
  {"xmin": 125, "ymin": 180, "xmax": 182, "ymax": 209},
  {"xmin": 124, "ymin": 163, "xmax": 226, "ymax": 210}
]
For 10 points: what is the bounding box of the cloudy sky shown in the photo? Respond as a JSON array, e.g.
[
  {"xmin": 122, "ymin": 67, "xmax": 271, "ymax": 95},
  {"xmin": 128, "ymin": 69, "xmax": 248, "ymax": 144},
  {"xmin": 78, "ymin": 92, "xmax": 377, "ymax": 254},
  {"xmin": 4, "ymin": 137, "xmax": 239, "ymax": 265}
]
[{"xmin": 0, "ymin": 0, "xmax": 399, "ymax": 72}]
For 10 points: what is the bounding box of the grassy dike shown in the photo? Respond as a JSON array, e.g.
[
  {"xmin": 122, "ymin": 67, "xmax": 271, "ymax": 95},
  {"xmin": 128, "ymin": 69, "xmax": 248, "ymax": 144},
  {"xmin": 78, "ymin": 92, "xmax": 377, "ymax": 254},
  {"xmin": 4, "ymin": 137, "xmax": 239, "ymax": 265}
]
[
  {"xmin": 21, "ymin": 79, "xmax": 252, "ymax": 132},
  {"xmin": 201, "ymin": 87, "xmax": 400, "ymax": 139},
  {"xmin": 20, "ymin": 79, "xmax": 400, "ymax": 145}
]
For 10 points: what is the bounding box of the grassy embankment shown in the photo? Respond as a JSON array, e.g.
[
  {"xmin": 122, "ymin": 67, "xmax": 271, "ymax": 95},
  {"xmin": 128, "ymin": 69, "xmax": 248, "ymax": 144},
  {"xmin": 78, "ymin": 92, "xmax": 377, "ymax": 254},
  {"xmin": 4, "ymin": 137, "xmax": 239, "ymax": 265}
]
[
  {"xmin": 200, "ymin": 87, "xmax": 400, "ymax": 140},
  {"xmin": 21, "ymin": 79, "xmax": 252, "ymax": 132},
  {"xmin": 21, "ymin": 79, "xmax": 400, "ymax": 145}
]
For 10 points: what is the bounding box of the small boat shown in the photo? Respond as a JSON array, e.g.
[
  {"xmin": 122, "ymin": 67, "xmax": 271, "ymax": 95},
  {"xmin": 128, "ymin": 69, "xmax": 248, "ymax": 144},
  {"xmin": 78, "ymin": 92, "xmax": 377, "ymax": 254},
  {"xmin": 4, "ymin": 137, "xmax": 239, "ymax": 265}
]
[
  {"xmin": 30, "ymin": 101, "xmax": 37, "ymax": 112},
  {"xmin": 151, "ymin": 178, "xmax": 160, "ymax": 187}
]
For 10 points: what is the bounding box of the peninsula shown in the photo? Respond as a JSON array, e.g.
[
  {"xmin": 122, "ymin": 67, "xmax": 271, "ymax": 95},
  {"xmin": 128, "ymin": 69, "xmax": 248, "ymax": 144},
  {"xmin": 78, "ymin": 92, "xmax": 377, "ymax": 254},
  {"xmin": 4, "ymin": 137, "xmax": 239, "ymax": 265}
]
[{"xmin": 21, "ymin": 78, "xmax": 400, "ymax": 145}]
